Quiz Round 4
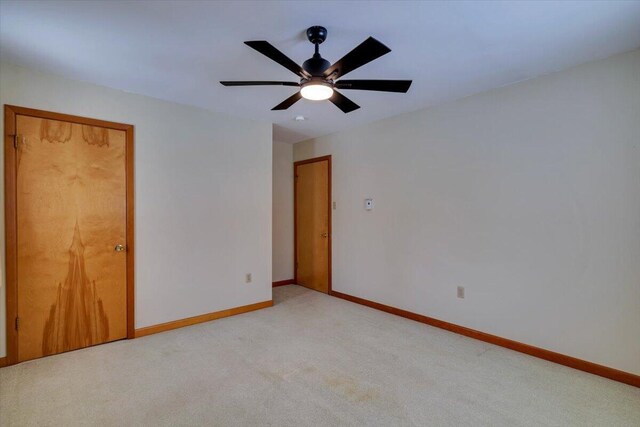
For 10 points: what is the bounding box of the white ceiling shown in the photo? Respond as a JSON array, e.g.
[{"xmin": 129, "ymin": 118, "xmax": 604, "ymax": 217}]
[{"xmin": 1, "ymin": 1, "xmax": 640, "ymax": 143}]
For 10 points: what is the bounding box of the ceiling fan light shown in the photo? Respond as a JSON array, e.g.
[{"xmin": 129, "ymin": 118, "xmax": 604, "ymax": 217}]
[{"xmin": 300, "ymin": 83, "xmax": 334, "ymax": 101}]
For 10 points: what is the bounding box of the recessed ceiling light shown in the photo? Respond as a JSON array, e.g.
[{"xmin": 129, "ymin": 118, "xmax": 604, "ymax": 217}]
[{"xmin": 295, "ymin": 115, "xmax": 306, "ymax": 121}]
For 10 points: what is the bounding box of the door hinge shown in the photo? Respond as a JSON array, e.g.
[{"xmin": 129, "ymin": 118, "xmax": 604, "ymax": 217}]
[
  {"xmin": 15, "ymin": 317, "xmax": 20, "ymax": 331},
  {"xmin": 295, "ymin": 261, "xmax": 298, "ymax": 270}
]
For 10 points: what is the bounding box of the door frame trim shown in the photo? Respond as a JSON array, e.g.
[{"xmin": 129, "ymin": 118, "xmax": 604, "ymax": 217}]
[
  {"xmin": 293, "ymin": 155, "xmax": 332, "ymax": 294},
  {"xmin": 3, "ymin": 105, "xmax": 135, "ymax": 366}
]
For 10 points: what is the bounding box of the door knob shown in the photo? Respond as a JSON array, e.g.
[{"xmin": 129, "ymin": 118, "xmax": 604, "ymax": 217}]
[
  {"xmin": 114, "ymin": 244, "xmax": 126, "ymax": 252},
  {"xmin": 321, "ymin": 233, "xmax": 328, "ymax": 238}
]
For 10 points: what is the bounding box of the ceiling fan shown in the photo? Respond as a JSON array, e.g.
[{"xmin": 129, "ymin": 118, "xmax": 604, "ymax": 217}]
[{"xmin": 220, "ymin": 26, "xmax": 412, "ymax": 113}]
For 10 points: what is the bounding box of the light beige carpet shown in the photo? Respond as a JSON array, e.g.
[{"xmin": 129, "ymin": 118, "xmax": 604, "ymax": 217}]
[{"xmin": 1, "ymin": 285, "xmax": 638, "ymax": 426}]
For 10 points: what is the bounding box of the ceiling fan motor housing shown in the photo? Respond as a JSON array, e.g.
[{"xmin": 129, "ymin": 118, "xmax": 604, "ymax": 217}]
[{"xmin": 303, "ymin": 55, "xmax": 331, "ymax": 76}]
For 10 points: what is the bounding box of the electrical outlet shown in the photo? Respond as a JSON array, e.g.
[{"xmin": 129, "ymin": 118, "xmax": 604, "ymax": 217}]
[
  {"xmin": 457, "ymin": 286, "xmax": 465, "ymax": 299},
  {"xmin": 333, "ymin": 201, "xmax": 336, "ymax": 210},
  {"xmin": 245, "ymin": 273, "xmax": 252, "ymax": 283}
]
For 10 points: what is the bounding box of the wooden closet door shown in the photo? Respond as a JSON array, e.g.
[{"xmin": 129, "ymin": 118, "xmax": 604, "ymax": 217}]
[
  {"xmin": 295, "ymin": 158, "xmax": 330, "ymax": 293},
  {"xmin": 15, "ymin": 114, "xmax": 127, "ymax": 362}
]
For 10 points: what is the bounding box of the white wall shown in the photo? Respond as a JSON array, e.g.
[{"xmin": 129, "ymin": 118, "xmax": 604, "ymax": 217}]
[
  {"xmin": 294, "ymin": 50, "xmax": 640, "ymax": 375},
  {"xmin": 272, "ymin": 140, "xmax": 294, "ymax": 282},
  {"xmin": 0, "ymin": 62, "xmax": 273, "ymax": 357}
]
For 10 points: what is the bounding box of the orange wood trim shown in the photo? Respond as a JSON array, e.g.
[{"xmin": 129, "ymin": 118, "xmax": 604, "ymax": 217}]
[
  {"xmin": 4, "ymin": 106, "xmax": 18, "ymax": 366},
  {"xmin": 0, "ymin": 357, "xmax": 7, "ymax": 368},
  {"xmin": 125, "ymin": 122, "xmax": 135, "ymax": 339},
  {"xmin": 293, "ymin": 155, "xmax": 332, "ymax": 293},
  {"xmin": 3, "ymin": 105, "xmax": 133, "ymax": 130},
  {"xmin": 3, "ymin": 105, "xmax": 135, "ymax": 366},
  {"xmin": 294, "ymin": 155, "xmax": 333, "ymax": 167},
  {"xmin": 272, "ymin": 279, "xmax": 295, "ymax": 287},
  {"xmin": 329, "ymin": 290, "xmax": 640, "ymax": 388},
  {"xmin": 134, "ymin": 300, "xmax": 273, "ymax": 338}
]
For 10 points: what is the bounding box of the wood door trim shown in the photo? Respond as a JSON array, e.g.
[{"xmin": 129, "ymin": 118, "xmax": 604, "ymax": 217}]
[
  {"xmin": 4, "ymin": 106, "xmax": 18, "ymax": 365},
  {"xmin": 3, "ymin": 105, "xmax": 135, "ymax": 366},
  {"xmin": 4, "ymin": 105, "xmax": 133, "ymax": 131},
  {"xmin": 293, "ymin": 155, "xmax": 332, "ymax": 293},
  {"xmin": 329, "ymin": 290, "xmax": 640, "ymax": 388}
]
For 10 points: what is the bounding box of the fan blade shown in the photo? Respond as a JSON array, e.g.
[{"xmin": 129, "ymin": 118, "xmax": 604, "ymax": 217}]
[
  {"xmin": 271, "ymin": 92, "xmax": 303, "ymax": 110},
  {"xmin": 245, "ymin": 41, "xmax": 310, "ymax": 78},
  {"xmin": 323, "ymin": 37, "xmax": 391, "ymax": 79},
  {"xmin": 335, "ymin": 79, "xmax": 412, "ymax": 93},
  {"xmin": 220, "ymin": 81, "xmax": 300, "ymax": 87},
  {"xmin": 329, "ymin": 91, "xmax": 360, "ymax": 113}
]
